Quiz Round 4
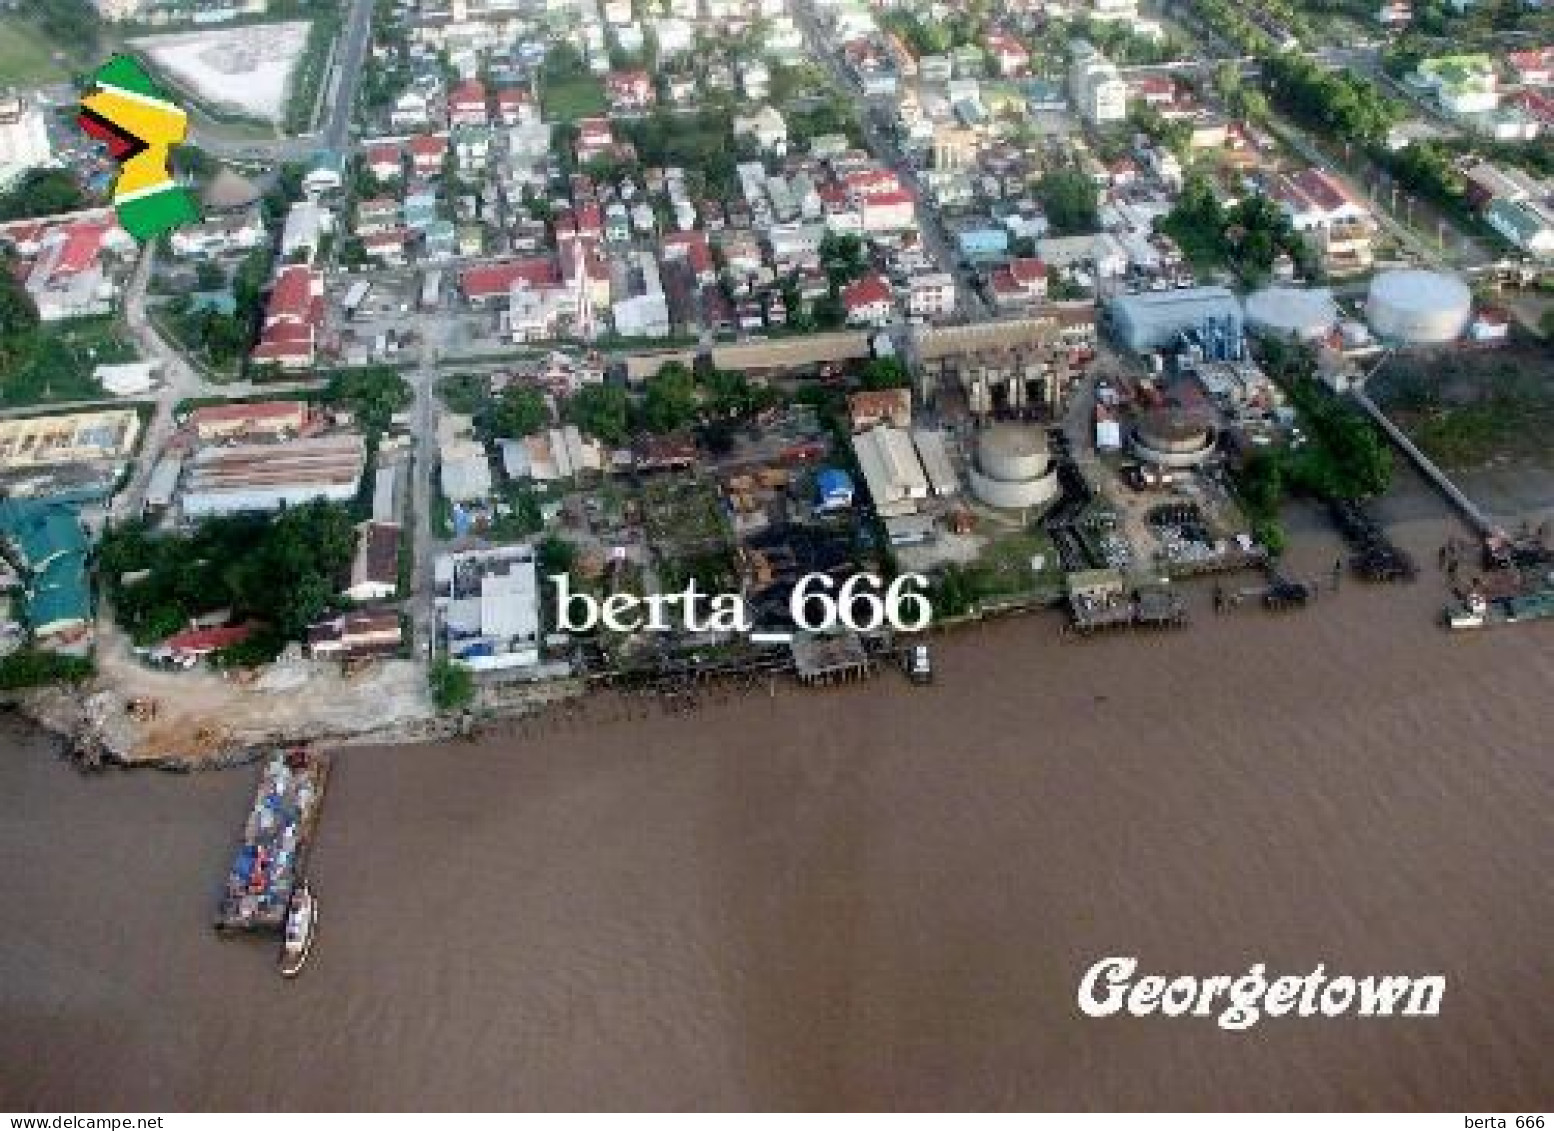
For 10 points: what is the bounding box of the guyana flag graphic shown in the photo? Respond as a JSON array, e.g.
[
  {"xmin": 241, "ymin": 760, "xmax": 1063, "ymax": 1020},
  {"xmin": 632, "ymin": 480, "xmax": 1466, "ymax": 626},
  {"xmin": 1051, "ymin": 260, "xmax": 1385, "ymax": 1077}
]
[{"xmin": 78, "ymin": 55, "xmax": 199, "ymax": 242}]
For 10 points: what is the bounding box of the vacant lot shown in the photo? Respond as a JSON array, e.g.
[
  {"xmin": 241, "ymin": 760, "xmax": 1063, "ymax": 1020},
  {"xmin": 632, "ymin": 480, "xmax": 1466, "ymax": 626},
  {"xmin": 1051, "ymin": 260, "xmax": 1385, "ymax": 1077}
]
[
  {"xmin": 134, "ymin": 21, "xmax": 311, "ymax": 123},
  {"xmin": 0, "ymin": 318, "xmax": 138, "ymax": 407}
]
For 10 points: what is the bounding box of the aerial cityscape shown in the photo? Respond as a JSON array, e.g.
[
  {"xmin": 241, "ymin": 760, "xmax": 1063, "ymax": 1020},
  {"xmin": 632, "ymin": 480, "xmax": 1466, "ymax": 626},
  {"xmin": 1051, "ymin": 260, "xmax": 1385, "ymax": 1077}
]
[{"xmin": 0, "ymin": 0, "xmax": 1549, "ymax": 1113}]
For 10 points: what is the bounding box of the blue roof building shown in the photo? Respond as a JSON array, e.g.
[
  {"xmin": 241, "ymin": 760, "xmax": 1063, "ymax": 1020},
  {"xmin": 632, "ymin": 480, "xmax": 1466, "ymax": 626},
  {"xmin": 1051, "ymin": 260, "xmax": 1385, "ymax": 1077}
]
[
  {"xmin": 0, "ymin": 500, "xmax": 91, "ymax": 641},
  {"xmin": 815, "ymin": 468, "xmax": 855, "ymax": 510}
]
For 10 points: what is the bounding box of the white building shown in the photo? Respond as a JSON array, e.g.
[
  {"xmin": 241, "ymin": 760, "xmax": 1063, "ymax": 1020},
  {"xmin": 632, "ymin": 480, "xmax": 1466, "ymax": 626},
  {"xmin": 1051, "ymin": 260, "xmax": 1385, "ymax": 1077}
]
[
  {"xmin": 906, "ymin": 272, "xmax": 957, "ymax": 319},
  {"xmin": 436, "ymin": 545, "xmax": 543, "ymax": 671},
  {"xmin": 1069, "ymin": 43, "xmax": 1128, "ymax": 124},
  {"xmin": 0, "ymin": 97, "xmax": 51, "ymax": 190}
]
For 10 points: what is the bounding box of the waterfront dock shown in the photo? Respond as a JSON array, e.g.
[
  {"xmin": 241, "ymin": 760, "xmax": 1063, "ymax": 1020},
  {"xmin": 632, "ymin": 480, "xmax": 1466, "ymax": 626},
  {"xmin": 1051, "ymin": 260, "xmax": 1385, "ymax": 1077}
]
[{"xmin": 215, "ymin": 748, "xmax": 330, "ymax": 934}]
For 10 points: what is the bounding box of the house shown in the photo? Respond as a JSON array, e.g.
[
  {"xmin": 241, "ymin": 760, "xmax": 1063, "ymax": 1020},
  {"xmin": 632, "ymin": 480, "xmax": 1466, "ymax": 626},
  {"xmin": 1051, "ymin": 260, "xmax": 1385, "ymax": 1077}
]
[
  {"xmin": 1377, "ymin": 0, "xmax": 1412, "ymax": 25},
  {"xmin": 848, "ymin": 388, "xmax": 913, "ymax": 431},
  {"xmin": 22, "ymin": 217, "xmax": 126, "ymax": 322},
  {"xmin": 345, "ymin": 520, "xmax": 401, "ymax": 602},
  {"xmin": 1273, "ymin": 168, "xmax": 1373, "ymax": 231},
  {"xmin": 390, "ymin": 90, "xmax": 432, "ymax": 130},
  {"xmin": 158, "ymin": 623, "xmax": 256, "ymax": 664},
  {"xmin": 364, "ymin": 142, "xmax": 403, "ymax": 182},
  {"xmin": 251, "ymin": 264, "xmax": 323, "ymax": 371},
  {"xmin": 906, "ymin": 272, "xmax": 957, "ymax": 320},
  {"xmin": 307, "ymin": 609, "xmax": 403, "ymax": 659},
  {"xmin": 495, "ymin": 86, "xmax": 537, "ymax": 125},
  {"xmin": 453, "ymin": 125, "xmax": 493, "ymax": 171},
  {"xmin": 363, "ymin": 228, "xmax": 408, "ymax": 265},
  {"xmin": 861, "ymin": 188, "xmax": 917, "ymax": 233},
  {"xmin": 985, "ymin": 32, "xmax": 1029, "ymax": 78},
  {"xmin": 1486, "ymin": 197, "xmax": 1554, "ymax": 258},
  {"xmin": 1463, "ymin": 161, "xmax": 1547, "ymax": 210},
  {"xmin": 1411, "ymin": 55, "xmax": 1500, "ymax": 114},
  {"xmin": 302, "ymin": 151, "xmax": 344, "ymax": 197},
  {"xmin": 1468, "ymin": 307, "xmax": 1511, "ymax": 342},
  {"xmin": 410, "ymin": 133, "xmax": 449, "ymax": 177},
  {"xmin": 957, "ymin": 226, "xmax": 1011, "ymax": 263},
  {"xmin": 662, "ymin": 230, "xmax": 715, "ymax": 283},
  {"xmin": 1507, "ymin": 49, "xmax": 1553, "ymax": 88},
  {"xmin": 447, "ymin": 79, "xmax": 489, "ymax": 126},
  {"xmin": 990, "ymin": 257, "xmax": 1048, "ymax": 308},
  {"xmin": 355, "ymin": 197, "xmax": 400, "ymax": 236},
  {"xmin": 169, "ymin": 208, "xmax": 265, "ymax": 258},
  {"xmin": 734, "ymin": 106, "xmax": 789, "ymax": 153},
  {"xmin": 843, "ymin": 274, "xmax": 896, "ymax": 327},
  {"xmin": 188, "ymin": 400, "xmax": 309, "ymax": 441},
  {"xmin": 605, "ymin": 70, "xmax": 655, "ymax": 111}
]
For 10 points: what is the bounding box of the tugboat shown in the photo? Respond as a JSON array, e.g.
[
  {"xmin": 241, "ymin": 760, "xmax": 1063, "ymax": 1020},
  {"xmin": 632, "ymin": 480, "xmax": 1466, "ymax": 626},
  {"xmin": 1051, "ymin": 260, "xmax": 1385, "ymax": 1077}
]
[
  {"xmin": 278, "ymin": 882, "xmax": 317, "ymax": 979},
  {"xmin": 904, "ymin": 642, "xmax": 934, "ymax": 685}
]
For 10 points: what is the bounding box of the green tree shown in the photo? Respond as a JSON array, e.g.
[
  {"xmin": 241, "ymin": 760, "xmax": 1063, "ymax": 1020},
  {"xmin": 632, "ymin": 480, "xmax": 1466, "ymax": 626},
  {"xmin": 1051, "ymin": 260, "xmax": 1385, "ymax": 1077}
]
[
  {"xmin": 1036, "ymin": 169, "xmax": 1099, "ymax": 235},
  {"xmin": 564, "ymin": 383, "xmax": 632, "ymax": 446},
  {"xmin": 858, "ymin": 357, "xmax": 911, "ymax": 390},
  {"xmin": 324, "ymin": 365, "xmax": 413, "ymax": 437},
  {"xmin": 0, "ymin": 270, "xmax": 40, "ymax": 370},
  {"xmin": 639, "ymin": 363, "xmax": 699, "ymax": 433},
  {"xmin": 483, "ymin": 385, "xmax": 549, "ymax": 439},
  {"xmin": 0, "ymin": 169, "xmax": 85, "ymax": 221},
  {"xmin": 194, "ymin": 259, "xmax": 226, "ymax": 292}
]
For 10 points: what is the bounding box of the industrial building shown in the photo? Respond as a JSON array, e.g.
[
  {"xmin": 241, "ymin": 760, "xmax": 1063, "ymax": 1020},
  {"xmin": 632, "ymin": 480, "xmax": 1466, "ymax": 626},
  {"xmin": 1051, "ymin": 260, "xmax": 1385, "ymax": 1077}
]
[
  {"xmin": 1365, "ymin": 270, "xmax": 1472, "ymax": 345},
  {"xmin": 187, "ymin": 399, "xmax": 309, "ymax": 441},
  {"xmin": 435, "ymin": 545, "xmax": 543, "ymax": 671},
  {"xmin": 180, "ymin": 434, "xmax": 367, "ymax": 517},
  {"xmin": 852, "ymin": 426, "xmax": 930, "ymax": 518},
  {"xmin": 968, "ymin": 424, "xmax": 1060, "ymax": 511},
  {"xmin": 1107, "ymin": 287, "xmax": 1243, "ymax": 354},
  {"xmin": 0, "ymin": 498, "xmax": 91, "ymax": 645}
]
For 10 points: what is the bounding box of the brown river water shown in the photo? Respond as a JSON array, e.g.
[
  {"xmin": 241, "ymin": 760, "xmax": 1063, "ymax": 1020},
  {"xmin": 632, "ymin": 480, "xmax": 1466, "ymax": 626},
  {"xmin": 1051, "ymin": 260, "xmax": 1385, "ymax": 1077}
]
[{"xmin": 2, "ymin": 491, "xmax": 1551, "ymax": 1110}]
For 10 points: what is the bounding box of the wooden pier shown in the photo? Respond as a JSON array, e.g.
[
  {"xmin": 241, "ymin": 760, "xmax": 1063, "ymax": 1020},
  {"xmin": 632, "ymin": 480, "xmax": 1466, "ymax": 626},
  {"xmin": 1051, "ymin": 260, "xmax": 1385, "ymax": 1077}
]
[
  {"xmin": 791, "ymin": 632, "xmax": 877, "ymax": 686},
  {"xmin": 215, "ymin": 748, "xmax": 330, "ymax": 934}
]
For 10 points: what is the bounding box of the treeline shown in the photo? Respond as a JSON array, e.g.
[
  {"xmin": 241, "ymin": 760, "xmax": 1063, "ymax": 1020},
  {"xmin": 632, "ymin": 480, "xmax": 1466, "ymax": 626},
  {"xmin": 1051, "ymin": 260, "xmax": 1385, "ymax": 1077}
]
[
  {"xmin": 1163, "ymin": 172, "xmax": 1319, "ymax": 281},
  {"xmin": 564, "ymin": 362, "xmax": 781, "ymax": 451},
  {"xmin": 1261, "ymin": 54, "xmax": 1400, "ymax": 148},
  {"xmin": 1235, "ymin": 341, "xmax": 1393, "ymax": 554},
  {"xmin": 0, "ymin": 170, "xmax": 87, "ymax": 222}
]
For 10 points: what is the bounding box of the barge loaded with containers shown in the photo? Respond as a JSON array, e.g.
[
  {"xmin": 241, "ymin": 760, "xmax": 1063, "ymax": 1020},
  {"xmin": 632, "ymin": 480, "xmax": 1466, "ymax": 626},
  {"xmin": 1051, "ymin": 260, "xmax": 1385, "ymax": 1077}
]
[{"xmin": 215, "ymin": 748, "xmax": 329, "ymax": 941}]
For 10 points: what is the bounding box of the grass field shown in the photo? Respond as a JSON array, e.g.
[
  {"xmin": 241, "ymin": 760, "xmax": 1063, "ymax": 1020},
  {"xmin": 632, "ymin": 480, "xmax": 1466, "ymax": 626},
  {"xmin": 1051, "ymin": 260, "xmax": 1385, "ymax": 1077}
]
[
  {"xmin": 0, "ymin": 18, "xmax": 72, "ymax": 86},
  {"xmin": 540, "ymin": 76, "xmax": 608, "ymax": 122},
  {"xmin": 0, "ymin": 319, "xmax": 139, "ymax": 407}
]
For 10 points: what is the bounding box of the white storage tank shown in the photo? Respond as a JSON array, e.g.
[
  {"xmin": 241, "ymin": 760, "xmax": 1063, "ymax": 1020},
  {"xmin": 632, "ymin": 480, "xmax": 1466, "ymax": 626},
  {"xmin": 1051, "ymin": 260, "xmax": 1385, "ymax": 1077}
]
[
  {"xmin": 1366, "ymin": 270, "xmax": 1471, "ymax": 345},
  {"xmin": 1245, "ymin": 286, "xmax": 1337, "ymax": 342}
]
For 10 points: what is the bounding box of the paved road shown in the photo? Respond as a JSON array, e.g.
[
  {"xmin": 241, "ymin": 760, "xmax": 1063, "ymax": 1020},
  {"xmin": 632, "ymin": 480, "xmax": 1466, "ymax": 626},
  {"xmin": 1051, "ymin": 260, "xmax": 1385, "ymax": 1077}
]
[{"xmin": 793, "ymin": 0, "xmax": 990, "ymax": 323}]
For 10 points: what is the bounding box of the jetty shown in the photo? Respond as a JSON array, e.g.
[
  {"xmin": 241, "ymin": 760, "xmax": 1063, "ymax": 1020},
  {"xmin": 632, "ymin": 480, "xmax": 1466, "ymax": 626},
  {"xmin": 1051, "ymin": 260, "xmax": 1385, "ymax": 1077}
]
[
  {"xmin": 215, "ymin": 748, "xmax": 330, "ymax": 934},
  {"xmin": 791, "ymin": 632, "xmax": 876, "ymax": 685}
]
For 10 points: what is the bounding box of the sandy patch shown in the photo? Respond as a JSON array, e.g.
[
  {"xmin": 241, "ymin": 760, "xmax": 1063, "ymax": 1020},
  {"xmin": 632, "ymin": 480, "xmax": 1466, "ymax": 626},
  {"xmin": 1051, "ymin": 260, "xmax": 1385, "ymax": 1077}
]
[{"xmin": 133, "ymin": 21, "xmax": 312, "ymax": 122}]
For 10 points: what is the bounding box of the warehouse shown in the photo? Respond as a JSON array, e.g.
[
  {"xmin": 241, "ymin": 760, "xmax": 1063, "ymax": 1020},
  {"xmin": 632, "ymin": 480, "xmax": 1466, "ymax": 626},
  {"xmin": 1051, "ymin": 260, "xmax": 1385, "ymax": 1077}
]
[
  {"xmin": 181, "ymin": 434, "xmax": 366, "ymax": 517},
  {"xmin": 435, "ymin": 545, "xmax": 542, "ymax": 671},
  {"xmin": 852, "ymin": 426, "xmax": 930, "ymax": 518},
  {"xmin": 1108, "ymin": 287, "xmax": 1242, "ymax": 353},
  {"xmin": 0, "ymin": 409, "xmax": 141, "ymax": 471}
]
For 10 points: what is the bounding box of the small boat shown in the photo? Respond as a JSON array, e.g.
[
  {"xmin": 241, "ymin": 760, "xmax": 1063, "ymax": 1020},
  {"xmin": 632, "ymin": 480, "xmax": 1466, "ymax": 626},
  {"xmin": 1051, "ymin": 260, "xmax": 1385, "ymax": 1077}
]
[{"xmin": 278, "ymin": 883, "xmax": 317, "ymax": 979}]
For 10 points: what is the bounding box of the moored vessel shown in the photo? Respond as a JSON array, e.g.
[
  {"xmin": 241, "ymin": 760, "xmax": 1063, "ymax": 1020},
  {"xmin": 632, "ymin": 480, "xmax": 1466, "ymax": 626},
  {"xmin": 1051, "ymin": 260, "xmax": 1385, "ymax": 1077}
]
[{"xmin": 278, "ymin": 883, "xmax": 317, "ymax": 978}]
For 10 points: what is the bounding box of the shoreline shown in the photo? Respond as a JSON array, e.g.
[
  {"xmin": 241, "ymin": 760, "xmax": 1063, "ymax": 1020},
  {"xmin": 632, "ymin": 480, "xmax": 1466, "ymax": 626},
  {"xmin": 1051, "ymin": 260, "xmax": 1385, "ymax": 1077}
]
[{"xmin": 16, "ymin": 463, "xmax": 1550, "ymax": 775}]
